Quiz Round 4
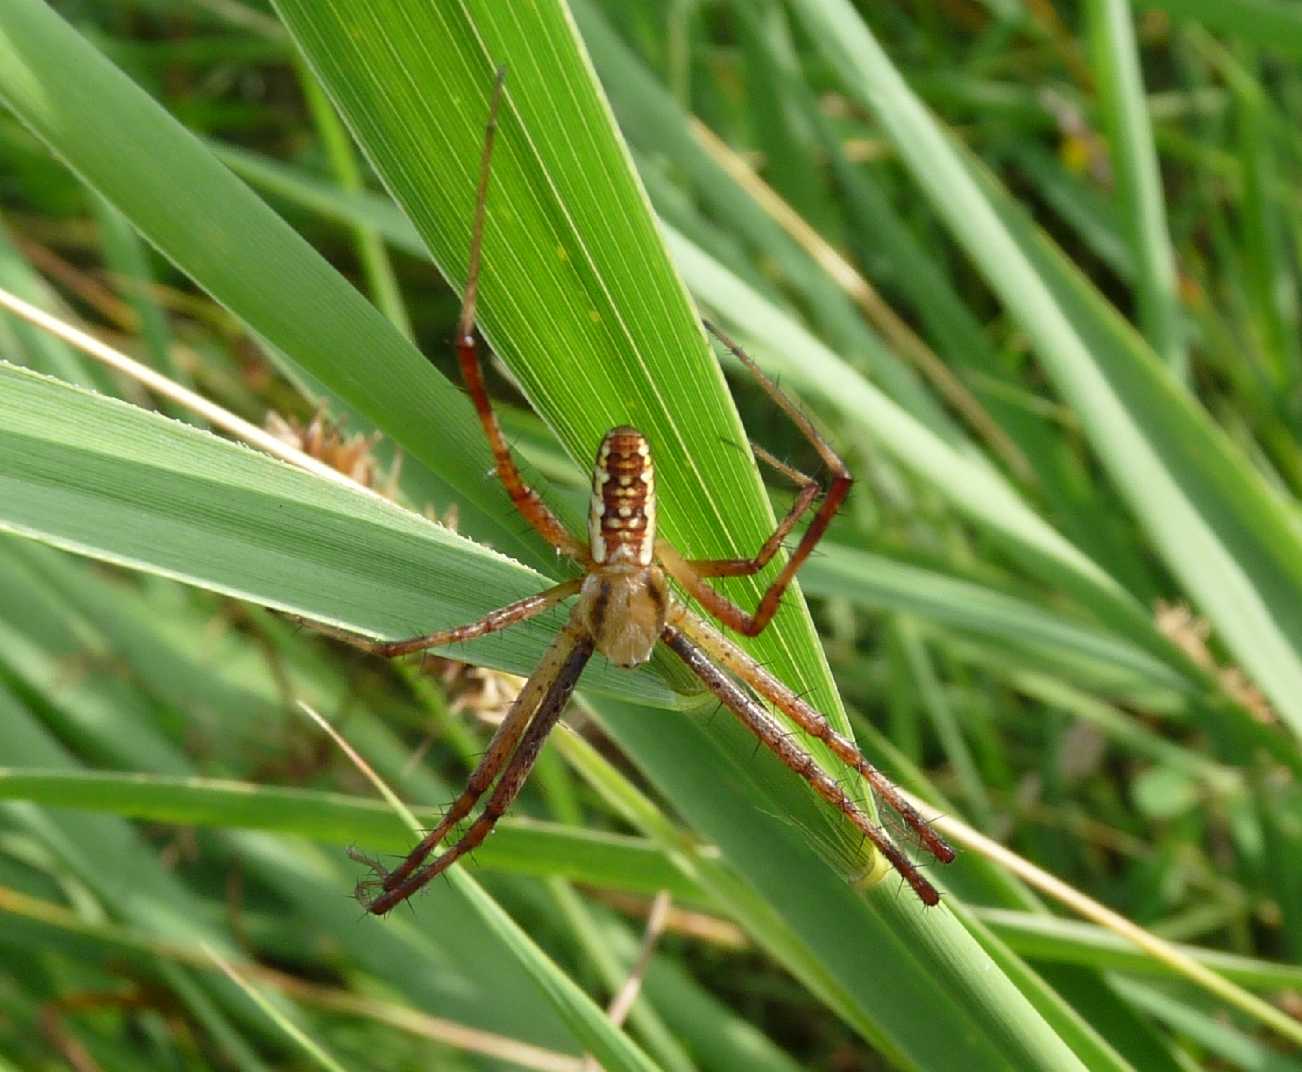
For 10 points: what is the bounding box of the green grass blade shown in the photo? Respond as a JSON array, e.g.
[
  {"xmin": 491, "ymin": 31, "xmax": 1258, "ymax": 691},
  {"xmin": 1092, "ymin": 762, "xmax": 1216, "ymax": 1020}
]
[
  {"xmin": 1086, "ymin": 0, "xmax": 1186, "ymax": 376},
  {"xmin": 0, "ymin": 0, "xmax": 525, "ymax": 556},
  {"xmin": 570, "ymin": 0, "xmax": 961, "ymax": 441},
  {"xmin": 2, "ymin": 5, "xmax": 1297, "ymax": 1067},
  {"xmin": 206, "ymin": 946, "xmax": 352, "ymax": 1072},
  {"xmin": 792, "ymin": 0, "xmax": 1302, "ymax": 739},
  {"xmin": 981, "ymin": 909, "xmax": 1302, "ymax": 990},
  {"xmin": 591, "ymin": 695, "xmax": 1092, "ymax": 1071},
  {"xmin": 0, "ymin": 769, "xmax": 697, "ymax": 898},
  {"xmin": 0, "ymin": 684, "xmax": 285, "ymax": 1064},
  {"xmin": 0, "ymin": 221, "xmax": 105, "ymax": 389},
  {"xmin": 801, "ymin": 543, "xmax": 1191, "ymax": 696},
  {"xmin": 1111, "ymin": 978, "xmax": 1302, "ymax": 1072},
  {"xmin": 1136, "ymin": 0, "xmax": 1302, "ymax": 57},
  {"xmin": 295, "ymin": 59, "xmax": 412, "ymax": 340},
  {"xmin": 0, "ymin": 362, "xmax": 673, "ymax": 705}
]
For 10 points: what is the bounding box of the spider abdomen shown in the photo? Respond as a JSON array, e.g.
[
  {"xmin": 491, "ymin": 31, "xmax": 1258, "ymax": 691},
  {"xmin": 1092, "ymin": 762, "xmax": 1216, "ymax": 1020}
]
[{"xmin": 589, "ymin": 426, "xmax": 656, "ymax": 566}]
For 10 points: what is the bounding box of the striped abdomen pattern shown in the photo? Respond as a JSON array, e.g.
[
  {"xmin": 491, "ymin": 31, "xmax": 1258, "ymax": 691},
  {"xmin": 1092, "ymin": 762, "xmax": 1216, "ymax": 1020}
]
[{"xmin": 589, "ymin": 426, "xmax": 656, "ymax": 565}]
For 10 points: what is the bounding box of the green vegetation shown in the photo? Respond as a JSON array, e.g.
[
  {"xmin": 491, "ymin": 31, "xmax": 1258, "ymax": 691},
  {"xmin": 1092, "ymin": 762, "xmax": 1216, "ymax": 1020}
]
[{"xmin": 0, "ymin": 2, "xmax": 1299, "ymax": 1069}]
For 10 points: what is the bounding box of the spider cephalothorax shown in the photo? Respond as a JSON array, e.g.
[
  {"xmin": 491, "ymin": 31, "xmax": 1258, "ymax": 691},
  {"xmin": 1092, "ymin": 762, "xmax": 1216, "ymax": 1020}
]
[{"xmin": 304, "ymin": 69, "xmax": 954, "ymax": 915}]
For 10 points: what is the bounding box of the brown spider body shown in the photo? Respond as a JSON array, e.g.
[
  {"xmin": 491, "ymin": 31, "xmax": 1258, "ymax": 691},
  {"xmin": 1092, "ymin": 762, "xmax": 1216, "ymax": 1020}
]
[
  {"xmin": 311, "ymin": 69, "xmax": 954, "ymax": 914},
  {"xmin": 578, "ymin": 427, "xmax": 669, "ymax": 668}
]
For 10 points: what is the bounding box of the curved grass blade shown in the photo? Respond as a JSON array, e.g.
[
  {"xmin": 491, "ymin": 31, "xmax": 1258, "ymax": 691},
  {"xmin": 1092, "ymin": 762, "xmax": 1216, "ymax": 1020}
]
[{"xmin": 0, "ymin": 362, "xmax": 675, "ymax": 706}]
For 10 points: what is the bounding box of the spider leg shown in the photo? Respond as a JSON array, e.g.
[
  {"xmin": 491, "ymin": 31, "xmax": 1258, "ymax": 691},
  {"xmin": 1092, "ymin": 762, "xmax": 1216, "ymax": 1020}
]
[
  {"xmin": 656, "ymin": 321, "xmax": 851, "ymax": 636},
  {"xmin": 290, "ymin": 578, "xmax": 581, "ymax": 658},
  {"xmin": 364, "ymin": 628, "xmax": 595, "ymax": 914},
  {"xmin": 661, "ymin": 623, "xmax": 941, "ymax": 906},
  {"xmin": 686, "ymin": 442, "xmax": 821, "ymax": 579},
  {"xmin": 458, "ymin": 68, "xmax": 586, "ymax": 560},
  {"xmin": 353, "ymin": 618, "xmax": 589, "ymax": 906},
  {"xmin": 670, "ymin": 607, "xmax": 955, "ymax": 868}
]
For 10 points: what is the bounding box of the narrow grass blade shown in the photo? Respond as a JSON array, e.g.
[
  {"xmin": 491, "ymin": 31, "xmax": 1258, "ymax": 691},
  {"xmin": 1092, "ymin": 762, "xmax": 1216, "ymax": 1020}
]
[
  {"xmin": 792, "ymin": 0, "xmax": 1302, "ymax": 738},
  {"xmin": 1086, "ymin": 0, "xmax": 1186, "ymax": 375},
  {"xmin": 0, "ymin": 769, "xmax": 697, "ymax": 898}
]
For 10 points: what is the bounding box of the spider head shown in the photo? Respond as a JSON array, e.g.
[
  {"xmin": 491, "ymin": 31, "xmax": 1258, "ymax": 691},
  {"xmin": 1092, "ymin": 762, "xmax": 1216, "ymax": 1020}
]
[{"xmin": 578, "ymin": 566, "xmax": 669, "ymax": 668}]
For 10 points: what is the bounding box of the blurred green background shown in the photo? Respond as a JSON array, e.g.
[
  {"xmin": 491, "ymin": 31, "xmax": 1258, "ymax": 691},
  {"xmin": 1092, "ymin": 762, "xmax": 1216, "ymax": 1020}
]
[{"xmin": 0, "ymin": 1, "xmax": 1300, "ymax": 1070}]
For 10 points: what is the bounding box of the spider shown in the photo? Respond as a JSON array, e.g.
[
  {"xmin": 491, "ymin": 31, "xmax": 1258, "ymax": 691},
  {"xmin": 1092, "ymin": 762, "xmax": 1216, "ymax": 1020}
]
[{"xmin": 308, "ymin": 70, "xmax": 954, "ymax": 915}]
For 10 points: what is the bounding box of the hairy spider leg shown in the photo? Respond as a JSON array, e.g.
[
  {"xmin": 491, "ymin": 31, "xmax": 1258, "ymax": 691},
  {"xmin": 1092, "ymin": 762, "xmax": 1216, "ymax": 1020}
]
[
  {"xmin": 349, "ymin": 613, "xmax": 588, "ymax": 904},
  {"xmin": 362, "ymin": 629, "xmax": 595, "ymax": 914},
  {"xmin": 686, "ymin": 441, "xmax": 820, "ymax": 579},
  {"xmin": 661, "ymin": 624, "xmax": 940, "ymax": 906},
  {"xmin": 291, "ymin": 578, "xmax": 580, "ymax": 657},
  {"xmin": 457, "ymin": 67, "xmax": 585, "ymax": 560},
  {"xmin": 656, "ymin": 320, "xmax": 852, "ymax": 636},
  {"xmin": 671, "ymin": 607, "xmax": 955, "ymax": 867}
]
